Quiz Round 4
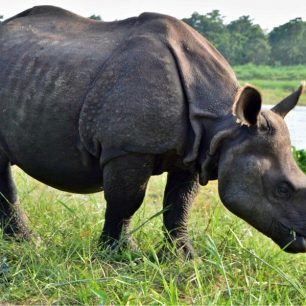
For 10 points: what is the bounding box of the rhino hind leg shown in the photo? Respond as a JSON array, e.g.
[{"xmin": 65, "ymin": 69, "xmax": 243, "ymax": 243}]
[
  {"xmin": 0, "ymin": 155, "xmax": 31, "ymax": 240},
  {"xmin": 162, "ymin": 170, "xmax": 199, "ymax": 259},
  {"xmin": 99, "ymin": 154, "xmax": 154, "ymax": 250}
]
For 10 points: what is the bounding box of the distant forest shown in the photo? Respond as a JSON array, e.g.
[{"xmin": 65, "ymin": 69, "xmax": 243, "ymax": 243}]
[
  {"xmin": 1, "ymin": 11, "xmax": 305, "ymax": 66},
  {"xmin": 90, "ymin": 11, "xmax": 306, "ymax": 66},
  {"xmin": 183, "ymin": 11, "xmax": 306, "ymax": 66}
]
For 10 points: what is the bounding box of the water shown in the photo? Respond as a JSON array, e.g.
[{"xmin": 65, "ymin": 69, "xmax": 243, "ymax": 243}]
[{"xmin": 266, "ymin": 105, "xmax": 306, "ymax": 149}]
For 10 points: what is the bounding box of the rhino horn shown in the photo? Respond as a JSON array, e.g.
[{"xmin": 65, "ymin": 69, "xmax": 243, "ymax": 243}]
[
  {"xmin": 232, "ymin": 84, "xmax": 262, "ymax": 126},
  {"xmin": 272, "ymin": 82, "xmax": 305, "ymax": 118}
]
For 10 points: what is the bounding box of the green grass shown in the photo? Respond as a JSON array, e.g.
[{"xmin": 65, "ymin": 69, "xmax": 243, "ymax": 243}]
[
  {"xmin": 234, "ymin": 64, "xmax": 306, "ymax": 105},
  {"xmin": 1, "ymin": 168, "xmax": 305, "ymax": 304}
]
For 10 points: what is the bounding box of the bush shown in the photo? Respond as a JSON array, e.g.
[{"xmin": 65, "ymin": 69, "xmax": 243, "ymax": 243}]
[{"xmin": 292, "ymin": 146, "xmax": 306, "ymax": 173}]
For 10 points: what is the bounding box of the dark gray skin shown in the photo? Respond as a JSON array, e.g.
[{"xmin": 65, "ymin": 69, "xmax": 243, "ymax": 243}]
[{"xmin": 0, "ymin": 6, "xmax": 305, "ymax": 257}]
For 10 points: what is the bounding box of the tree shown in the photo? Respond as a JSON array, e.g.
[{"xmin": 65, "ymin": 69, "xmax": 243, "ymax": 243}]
[
  {"xmin": 183, "ymin": 12, "xmax": 270, "ymax": 65},
  {"xmin": 269, "ymin": 18, "xmax": 306, "ymax": 65},
  {"xmin": 183, "ymin": 10, "xmax": 231, "ymax": 59},
  {"xmin": 226, "ymin": 16, "xmax": 271, "ymax": 65},
  {"xmin": 88, "ymin": 14, "xmax": 102, "ymax": 21}
]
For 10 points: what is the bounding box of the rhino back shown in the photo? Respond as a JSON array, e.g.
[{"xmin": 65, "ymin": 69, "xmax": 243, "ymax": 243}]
[{"xmin": 0, "ymin": 6, "xmax": 137, "ymax": 123}]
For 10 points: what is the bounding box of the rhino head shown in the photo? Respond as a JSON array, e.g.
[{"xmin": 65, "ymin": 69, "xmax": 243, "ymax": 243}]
[{"xmin": 213, "ymin": 84, "xmax": 306, "ymax": 253}]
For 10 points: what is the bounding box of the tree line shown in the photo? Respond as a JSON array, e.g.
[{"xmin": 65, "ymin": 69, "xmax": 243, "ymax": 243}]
[
  {"xmin": 183, "ymin": 11, "xmax": 306, "ymax": 66},
  {"xmin": 2, "ymin": 11, "xmax": 305, "ymax": 66}
]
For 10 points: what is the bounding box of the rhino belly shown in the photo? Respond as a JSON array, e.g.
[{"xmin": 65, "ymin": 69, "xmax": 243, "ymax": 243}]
[{"xmin": 6, "ymin": 136, "xmax": 103, "ymax": 194}]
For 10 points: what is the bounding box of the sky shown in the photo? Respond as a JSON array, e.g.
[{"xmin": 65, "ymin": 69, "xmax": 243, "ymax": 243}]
[{"xmin": 1, "ymin": 0, "xmax": 306, "ymax": 31}]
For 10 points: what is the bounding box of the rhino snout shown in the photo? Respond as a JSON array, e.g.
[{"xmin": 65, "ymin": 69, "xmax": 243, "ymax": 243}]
[{"xmin": 273, "ymin": 222, "xmax": 306, "ymax": 253}]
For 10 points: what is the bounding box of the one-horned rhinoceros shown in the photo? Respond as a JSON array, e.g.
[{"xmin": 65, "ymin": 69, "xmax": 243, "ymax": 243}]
[{"xmin": 0, "ymin": 6, "xmax": 305, "ymax": 257}]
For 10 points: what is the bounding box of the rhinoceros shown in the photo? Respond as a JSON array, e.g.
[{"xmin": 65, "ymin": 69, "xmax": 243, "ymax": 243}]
[{"xmin": 0, "ymin": 6, "xmax": 305, "ymax": 257}]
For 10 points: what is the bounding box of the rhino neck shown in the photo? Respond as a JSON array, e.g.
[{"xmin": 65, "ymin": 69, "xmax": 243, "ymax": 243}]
[
  {"xmin": 196, "ymin": 113, "xmax": 240, "ymax": 185},
  {"xmin": 163, "ymin": 19, "xmax": 240, "ymax": 167}
]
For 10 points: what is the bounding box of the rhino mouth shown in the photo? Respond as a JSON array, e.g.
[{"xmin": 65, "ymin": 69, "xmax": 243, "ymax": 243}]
[{"xmin": 276, "ymin": 223, "xmax": 306, "ymax": 253}]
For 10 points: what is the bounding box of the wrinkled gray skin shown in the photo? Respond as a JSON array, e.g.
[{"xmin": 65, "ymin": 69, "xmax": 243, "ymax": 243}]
[{"xmin": 0, "ymin": 6, "xmax": 305, "ymax": 257}]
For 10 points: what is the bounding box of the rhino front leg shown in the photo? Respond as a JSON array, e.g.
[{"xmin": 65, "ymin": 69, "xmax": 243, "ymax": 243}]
[
  {"xmin": 163, "ymin": 170, "xmax": 199, "ymax": 258},
  {"xmin": 0, "ymin": 155, "xmax": 31, "ymax": 239},
  {"xmin": 99, "ymin": 154, "xmax": 154, "ymax": 250}
]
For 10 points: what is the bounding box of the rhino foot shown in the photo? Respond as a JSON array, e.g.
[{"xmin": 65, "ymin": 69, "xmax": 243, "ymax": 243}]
[
  {"xmin": 98, "ymin": 234, "xmax": 139, "ymax": 253},
  {"xmin": 157, "ymin": 239, "xmax": 195, "ymax": 261},
  {"xmin": 1, "ymin": 208, "xmax": 32, "ymax": 241}
]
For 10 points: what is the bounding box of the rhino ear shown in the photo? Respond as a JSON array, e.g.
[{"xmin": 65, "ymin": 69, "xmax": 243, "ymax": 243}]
[
  {"xmin": 232, "ymin": 85, "xmax": 262, "ymax": 126},
  {"xmin": 271, "ymin": 82, "xmax": 305, "ymax": 118}
]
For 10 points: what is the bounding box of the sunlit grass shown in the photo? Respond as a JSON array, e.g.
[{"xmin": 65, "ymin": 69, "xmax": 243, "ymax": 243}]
[
  {"xmin": 234, "ymin": 65, "xmax": 306, "ymax": 105},
  {"xmin": 0, "ymin": 169, "xmax": 305, "ymax": 304},
  {"xmin": 234, "ymin": 65, "xmax": 306, "ymax": 81}
]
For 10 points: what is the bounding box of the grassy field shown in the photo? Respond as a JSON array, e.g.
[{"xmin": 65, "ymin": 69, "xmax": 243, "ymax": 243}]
[
  {"xmin": 1, "ymin": 168, "xmax": 305, "ymax": 304},
  {"xmin": 234, "ymin": 65, "xmax": 306, "ymax": 105}
]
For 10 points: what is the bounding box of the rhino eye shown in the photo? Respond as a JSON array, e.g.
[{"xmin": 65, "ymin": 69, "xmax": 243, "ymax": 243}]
[{"xmin": 275, "ymin": 182, "xmax": 293, "ymax": 199}]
